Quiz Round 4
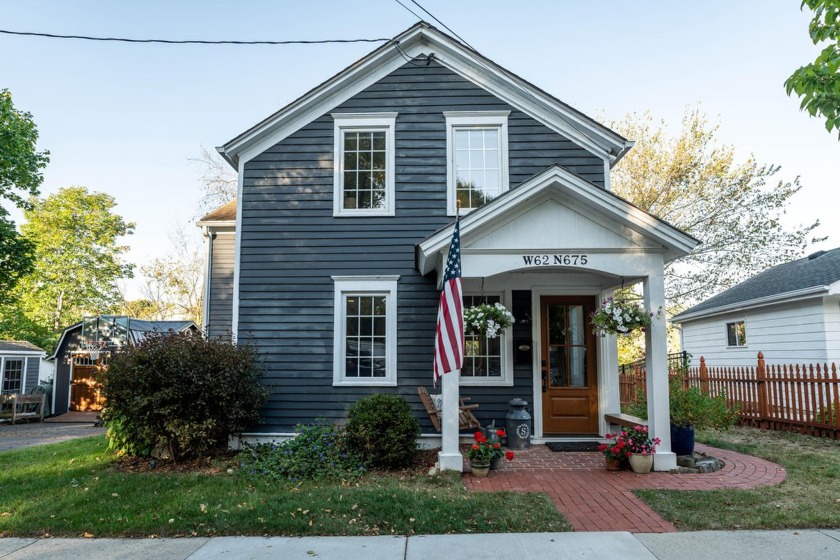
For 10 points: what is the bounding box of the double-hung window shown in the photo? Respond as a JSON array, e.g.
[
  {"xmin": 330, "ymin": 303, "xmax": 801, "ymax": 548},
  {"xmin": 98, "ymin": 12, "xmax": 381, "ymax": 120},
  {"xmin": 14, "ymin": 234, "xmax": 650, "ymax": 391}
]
[
  {"xmin": 726, "ymin": 321, "xmax": 747, "ymax": 347},
  {"xmin": 460, "ymin": 294, "xmax": 513, "ymax": 386},
  {"xmin": 332, "ymin": 113, "xmax": 397, "ymax": 216},
  {"xmin": 332, "ymin": 276, "xmax": 398, "ymax": 386},
  {"xmin": 1, "ymin": 358, "xmax": 24, "ymax": 395},
  {"xmin": 445, "ymin": 111, "xmax": 510, "ymax": 216}
]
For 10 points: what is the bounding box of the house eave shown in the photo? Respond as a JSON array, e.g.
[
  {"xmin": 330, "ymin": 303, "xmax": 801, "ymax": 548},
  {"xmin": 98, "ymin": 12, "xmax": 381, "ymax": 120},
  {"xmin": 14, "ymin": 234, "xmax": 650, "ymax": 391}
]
[
  {"xmin": 672, "ymin": 285, "xmax": 830, "ymax": 324},
  {"xmin": 196, "ymin": 219, "xmax": 236, "ymax": 228},
  {"xmin": 218, "ymin": 23, "xmax": 629, "ymax": 169}
]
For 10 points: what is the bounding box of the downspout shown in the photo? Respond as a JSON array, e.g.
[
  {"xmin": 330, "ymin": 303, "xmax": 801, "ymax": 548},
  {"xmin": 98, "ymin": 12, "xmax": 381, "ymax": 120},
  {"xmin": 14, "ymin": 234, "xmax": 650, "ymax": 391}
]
[{"xmin": 201, "ymin": 226, "xmax": 215, "ymax": 337}]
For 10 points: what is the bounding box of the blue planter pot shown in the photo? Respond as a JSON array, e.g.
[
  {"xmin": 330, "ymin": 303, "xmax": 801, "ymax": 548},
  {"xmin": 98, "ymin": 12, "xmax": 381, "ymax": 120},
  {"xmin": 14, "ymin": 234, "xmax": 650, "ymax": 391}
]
[{"xmin": 670, "ymin": 423, "xmax": 695, "ymax": 456}]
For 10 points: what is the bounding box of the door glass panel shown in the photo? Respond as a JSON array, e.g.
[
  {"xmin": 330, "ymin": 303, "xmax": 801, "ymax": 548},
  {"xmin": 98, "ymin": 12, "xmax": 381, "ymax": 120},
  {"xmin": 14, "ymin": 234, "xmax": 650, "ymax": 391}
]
[{"xmin": 546, "ymin": 303, "xmax": 587, "ymax": 388}]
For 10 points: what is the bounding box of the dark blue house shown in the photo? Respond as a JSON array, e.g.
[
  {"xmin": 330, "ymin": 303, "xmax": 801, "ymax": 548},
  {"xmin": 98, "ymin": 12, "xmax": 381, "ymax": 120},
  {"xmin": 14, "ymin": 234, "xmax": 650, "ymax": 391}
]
[{"xmin": 200, "ymin": 23, "xmax": 698, "ymax": 470}]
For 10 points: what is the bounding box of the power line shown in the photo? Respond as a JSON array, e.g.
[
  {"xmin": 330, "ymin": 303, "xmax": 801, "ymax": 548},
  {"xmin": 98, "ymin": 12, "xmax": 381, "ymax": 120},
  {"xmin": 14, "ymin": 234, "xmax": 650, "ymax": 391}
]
[
  {"xmin": 0, "ymin": 28, "xmax": 391, "ymax": 46},
  {"xmin": 393, "ymin": 0, "xmax": 426, "ymax": 23},
  {"xmin": 408, "ymin": 0, "xmax": 475, "ymax": 51}
]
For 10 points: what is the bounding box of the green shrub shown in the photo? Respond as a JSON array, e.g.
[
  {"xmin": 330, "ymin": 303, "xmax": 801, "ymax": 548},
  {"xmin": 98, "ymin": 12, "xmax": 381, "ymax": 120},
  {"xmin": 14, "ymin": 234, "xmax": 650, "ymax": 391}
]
[
  {"xmin": 344, "ymin": 394, "xmax": 420, "ymax": 469},
  {"xmin": 101, "ymin": 332, "xmax": 268, "ymax": 462},
  {"xmin": 238, "ymin": 422, "xmax": 364, "ymax": 481},
  {"xmin": 624, "ymin": 374, "xmax": 739, "ymax": 430}
]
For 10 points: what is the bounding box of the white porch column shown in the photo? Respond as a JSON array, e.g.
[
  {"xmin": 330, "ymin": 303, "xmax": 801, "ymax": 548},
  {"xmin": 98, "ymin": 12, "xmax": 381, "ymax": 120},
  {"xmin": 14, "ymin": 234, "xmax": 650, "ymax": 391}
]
[
  {"xmin": 438, "ymin": 369, "xmax": 463, "ymax": 472},
  {"xmin": 643, "ymin": 270, "xmax": 675, "ymax": 471}
]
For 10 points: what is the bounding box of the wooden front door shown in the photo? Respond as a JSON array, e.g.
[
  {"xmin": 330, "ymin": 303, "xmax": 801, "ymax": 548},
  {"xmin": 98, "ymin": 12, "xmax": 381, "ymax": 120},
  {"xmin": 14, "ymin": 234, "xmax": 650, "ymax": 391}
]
[{"xmin": 540, "ymin": 296, "xmax": 599, "ymax": 435}]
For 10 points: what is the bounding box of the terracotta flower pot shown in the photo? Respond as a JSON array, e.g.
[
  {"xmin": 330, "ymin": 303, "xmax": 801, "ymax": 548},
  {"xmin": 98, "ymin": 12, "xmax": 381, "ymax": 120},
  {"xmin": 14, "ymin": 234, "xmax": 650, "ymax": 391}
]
[
  {"xmin": 629, "ymin": 453, "xmax": 653, "ymax": 474},
  {"xmin": 605, "ymin": 458, "xmax": 623, "ymax": 471},
  {"xmin": 470, "ymin": 461, "xmax": 490, "ymax": 478}
]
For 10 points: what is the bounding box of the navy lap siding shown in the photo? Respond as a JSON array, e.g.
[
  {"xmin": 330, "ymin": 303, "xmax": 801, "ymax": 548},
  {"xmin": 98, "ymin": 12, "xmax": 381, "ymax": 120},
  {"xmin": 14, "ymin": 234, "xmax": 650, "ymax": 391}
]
[{"xmin": 239, "ymin": 62, "xmax": 601, "ymax": 432}]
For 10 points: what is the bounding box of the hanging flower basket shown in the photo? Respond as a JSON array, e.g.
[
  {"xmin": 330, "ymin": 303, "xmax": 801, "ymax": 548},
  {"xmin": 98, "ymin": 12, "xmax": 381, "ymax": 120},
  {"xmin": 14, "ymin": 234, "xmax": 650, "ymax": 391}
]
[
  {"xmin": 590, "ymin": 297, "xmax": 652, "ymax": 337},
  {"xmin": 464, "ymin": 302, "xmax": 515, "ymax": 338}
]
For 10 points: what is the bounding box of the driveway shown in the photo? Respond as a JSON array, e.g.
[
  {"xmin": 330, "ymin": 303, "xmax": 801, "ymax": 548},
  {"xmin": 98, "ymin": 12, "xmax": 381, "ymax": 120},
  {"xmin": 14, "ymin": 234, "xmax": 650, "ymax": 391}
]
[{"xmin": 0, "ymin": 421, "xmax": 105, "ymax": 452}]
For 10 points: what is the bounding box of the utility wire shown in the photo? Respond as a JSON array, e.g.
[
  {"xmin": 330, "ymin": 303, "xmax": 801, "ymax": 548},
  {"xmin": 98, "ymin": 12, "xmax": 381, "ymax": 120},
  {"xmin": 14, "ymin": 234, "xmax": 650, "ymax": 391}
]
[
  {"xmin": 392, "ymin": 0, "xmax": 426, "ymax": 23},
  {"xmin": 0, "ymin": 28, "xmax": 390, "ymax": 45},
  {"xmin": 407, "ymin": 0, "xmax": 475, "ymax": 50}
]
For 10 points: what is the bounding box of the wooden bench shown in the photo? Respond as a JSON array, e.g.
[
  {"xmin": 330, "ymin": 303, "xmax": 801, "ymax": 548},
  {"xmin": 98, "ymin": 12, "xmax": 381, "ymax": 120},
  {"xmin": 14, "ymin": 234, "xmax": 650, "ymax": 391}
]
[
  {"xmin": 0, "ymin": 394, "xmax": 46, "ymax": 424},
  {"xmin": 604, "ymin": 412, "xmax": 647, "ymax": 430}
]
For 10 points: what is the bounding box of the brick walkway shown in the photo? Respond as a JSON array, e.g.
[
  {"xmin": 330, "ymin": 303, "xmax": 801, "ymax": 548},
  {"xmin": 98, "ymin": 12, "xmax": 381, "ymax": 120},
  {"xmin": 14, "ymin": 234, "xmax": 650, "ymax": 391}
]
[{"xmin": 462, "ymin": 443, "xmax": 787, "ymax": 533}]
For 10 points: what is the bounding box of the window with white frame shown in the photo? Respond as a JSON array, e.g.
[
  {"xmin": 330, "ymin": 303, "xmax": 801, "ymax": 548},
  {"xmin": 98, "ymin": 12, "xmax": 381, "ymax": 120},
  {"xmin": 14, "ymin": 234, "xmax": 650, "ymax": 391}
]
[
  {"xmin": 460, "ymin": 294, "xmax": 513, "ymax": 386},
  {"xmin": 445, "ymin": 111, "xmax": 510, "ymax": 215},
  {"xmin": 726, "ymin": 321, "xmax": 747, "ymax": 347},
  {"xmin": 332, "ymin": 113, "xmax": 397, "ymax": 216},
  {"xmin": 1, "ymin": 358, "xmax": 24, "ymax": 395},
  {"xmin": 332, "ymin": 276, "xmax": 398, "ymax": 386}
]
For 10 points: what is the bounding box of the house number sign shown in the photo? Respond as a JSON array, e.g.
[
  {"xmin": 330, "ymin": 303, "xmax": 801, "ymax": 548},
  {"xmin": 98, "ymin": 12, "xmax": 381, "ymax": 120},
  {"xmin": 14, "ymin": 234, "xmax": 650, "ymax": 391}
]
[{"xmin": 521, "ymin": 254, "xmax": 589, "ymax": 266}]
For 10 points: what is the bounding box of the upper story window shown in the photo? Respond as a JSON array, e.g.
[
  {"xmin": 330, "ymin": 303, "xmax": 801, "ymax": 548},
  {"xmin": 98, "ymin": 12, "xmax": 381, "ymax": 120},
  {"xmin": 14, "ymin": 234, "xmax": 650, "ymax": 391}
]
[
  {"xmin": 726, "ymin": 321, "xmax": 747, "ymax": 347},
  {"xmin": 332, "ymin": 113, "xmax": 397, "ymax": 217},
  {"xmin": 445, "ymin": 111, "xmax": 510, "ymax": 216},
  {"xmin": 332, "ymin": 276, "xmax": 399, "ymax": 386},
  {"xmin": 1, "ymin": 358, "xmax": 23, "ymax": 395}
]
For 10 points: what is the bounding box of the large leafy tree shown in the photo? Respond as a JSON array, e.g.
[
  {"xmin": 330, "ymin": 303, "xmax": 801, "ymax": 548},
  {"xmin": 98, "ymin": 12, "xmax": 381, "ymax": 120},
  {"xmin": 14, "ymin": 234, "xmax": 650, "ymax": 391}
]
[
  {"xmin": 2, "ymin": 187, "xmax": 135, "ymax": 344},
  {"xmin": 610, "ymin": 108, "xmax": 821, "ymax": 310},
  {"xmin": 786, "ymin": 0, "xmax": 840, "ymax": 138},
  {"xmin": 0, "ymin": 89, "xmax": 49, "ymax": 301}
]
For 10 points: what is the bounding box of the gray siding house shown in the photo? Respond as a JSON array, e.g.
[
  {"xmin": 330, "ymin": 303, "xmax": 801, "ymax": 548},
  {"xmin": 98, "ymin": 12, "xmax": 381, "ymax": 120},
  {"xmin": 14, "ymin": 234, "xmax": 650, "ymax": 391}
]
[
  {"xmin": 0, "ymin": 340, "xmax": 45, "ymax": 395},
  {"xmin": 202, "ymin": 23, "xmax": 698, "ymax": 470}
]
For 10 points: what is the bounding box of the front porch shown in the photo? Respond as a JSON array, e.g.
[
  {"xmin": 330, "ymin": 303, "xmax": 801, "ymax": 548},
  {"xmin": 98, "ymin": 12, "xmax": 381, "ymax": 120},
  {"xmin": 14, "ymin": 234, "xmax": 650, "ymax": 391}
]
[
  {"xmin": 462, "ymin": 443, "xmax": 786, "ymax": 533},
  {"xmin": 417, "ymin": 166, "xmax": 701, "ymax": 471}
]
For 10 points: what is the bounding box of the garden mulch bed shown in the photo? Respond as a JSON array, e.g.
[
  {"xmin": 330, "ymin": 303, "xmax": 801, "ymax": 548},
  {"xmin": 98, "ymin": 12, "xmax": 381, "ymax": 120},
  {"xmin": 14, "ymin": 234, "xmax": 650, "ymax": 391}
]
[{"xmin": 111, "ymin": 451, "xmax": 238, "ymax": 475}]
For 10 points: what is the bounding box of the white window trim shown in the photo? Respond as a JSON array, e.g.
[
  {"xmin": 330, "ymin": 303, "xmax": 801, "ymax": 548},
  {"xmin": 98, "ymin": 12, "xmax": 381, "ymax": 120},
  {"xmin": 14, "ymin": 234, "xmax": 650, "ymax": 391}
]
[
  {"xmin": 460, "ymin": 291, "xmax": 514, "ymax": 387},
  {"xmin": 0, "ymin": 356, "xmax": 26, "ymax": 395},
  {"xmin": 332, "ymin": 113, "xmax": 397, "ymax": 217},
  {"xmin": 332, "ymin": 275, "xmax": 399, "ymax": 387},
  {"xmin": 444, "ymin": 110, "xmax": 510, "ymax": 217},
  {"xmin": 725, "ymin": 319, "xmax": 748, "ymax": 348}
]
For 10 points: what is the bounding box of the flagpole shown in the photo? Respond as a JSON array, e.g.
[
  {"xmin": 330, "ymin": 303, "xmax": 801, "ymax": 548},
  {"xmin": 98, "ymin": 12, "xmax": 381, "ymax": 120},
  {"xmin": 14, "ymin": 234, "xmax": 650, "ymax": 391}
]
[{"xmin": 439, "ymin": 200, "xmax": 464, "ymax": 473}]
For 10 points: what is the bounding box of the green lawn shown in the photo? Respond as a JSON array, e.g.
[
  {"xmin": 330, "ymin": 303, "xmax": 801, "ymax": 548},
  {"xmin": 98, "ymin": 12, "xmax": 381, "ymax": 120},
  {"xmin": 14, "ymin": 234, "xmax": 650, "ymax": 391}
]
[
  {"xmin": 635, "ymin": 426, "xmax": 840, "ymax": 530},
  {"xmin": 0, "ymin": 436, "xmax": 570, "ymax": 538}
]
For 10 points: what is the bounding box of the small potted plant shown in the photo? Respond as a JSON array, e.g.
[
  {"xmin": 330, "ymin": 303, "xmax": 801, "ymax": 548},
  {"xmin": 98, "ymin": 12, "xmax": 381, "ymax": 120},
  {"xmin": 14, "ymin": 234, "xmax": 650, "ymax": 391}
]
[
  {"xmin": 464, "ymin": 302, "xmax": 515, "ymax": 339},
  {"xmin": 598, "ymin": 431, "xmax": 630, "ymax": 470},
  {"xmin": 669, "ymin": 373, "xmax": 738, "ymax": 456},
  {"xmin": 590, "ymin": 297, "xmax": 652, "ymax": 337},
  {"xmin": 624, "ymin": 425, "xmax": 659, "ymax": 473},
  {"xmin": 468, "ymin": 431, "xmax": 514, "ymax": 476}
]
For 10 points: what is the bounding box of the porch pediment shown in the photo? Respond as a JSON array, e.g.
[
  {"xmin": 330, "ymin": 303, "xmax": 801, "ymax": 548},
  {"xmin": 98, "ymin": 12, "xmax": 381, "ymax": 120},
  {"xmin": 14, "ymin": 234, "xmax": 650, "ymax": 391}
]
[{"xmin": 416, "ymin": 166, "xmax": 699, "ymax": 277}]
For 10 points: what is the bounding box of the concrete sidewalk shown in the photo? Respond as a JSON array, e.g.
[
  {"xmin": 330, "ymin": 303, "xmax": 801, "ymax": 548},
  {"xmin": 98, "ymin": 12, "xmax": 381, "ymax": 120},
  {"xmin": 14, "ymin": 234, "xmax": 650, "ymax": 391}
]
[{"xmin": 1, "ymin": 530, "xmax": 838, "ymax": 559}]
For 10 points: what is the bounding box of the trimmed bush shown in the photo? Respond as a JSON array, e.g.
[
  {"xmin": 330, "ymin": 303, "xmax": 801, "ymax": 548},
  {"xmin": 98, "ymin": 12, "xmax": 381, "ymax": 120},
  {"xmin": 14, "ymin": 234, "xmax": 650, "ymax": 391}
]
[
  {"xmin": 238, "ymin": 422, "xmax": 365, "ymax": 481},
  {"xmin": 101, "ymin": 332, "xmax": 268, "ymax": 462},
  {"xmin": 344, "ymin": 394, "xmax": 420, "ymax": 469}
]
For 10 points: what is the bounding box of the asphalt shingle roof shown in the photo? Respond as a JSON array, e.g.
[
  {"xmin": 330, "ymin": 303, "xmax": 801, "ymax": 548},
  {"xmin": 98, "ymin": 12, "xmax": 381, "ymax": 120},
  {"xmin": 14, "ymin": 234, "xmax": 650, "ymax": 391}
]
[
  {"xmin": 199, "ymin": 199, "xmax": 236, "ymax": 222},
  {"xmin": 674, "ymin": 248, "xmax": 840, "ymax": 320},
  {"xmin": 0, "ymin": 340, "xmax": 45, "ymax": 353}
]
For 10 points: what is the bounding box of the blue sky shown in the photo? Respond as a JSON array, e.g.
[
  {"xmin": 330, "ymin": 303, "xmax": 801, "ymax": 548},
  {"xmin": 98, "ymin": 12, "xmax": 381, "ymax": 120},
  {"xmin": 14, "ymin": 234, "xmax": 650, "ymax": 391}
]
[{"xmin": 2, "ymin": 1, "xmax": 838, "ymax": 296}]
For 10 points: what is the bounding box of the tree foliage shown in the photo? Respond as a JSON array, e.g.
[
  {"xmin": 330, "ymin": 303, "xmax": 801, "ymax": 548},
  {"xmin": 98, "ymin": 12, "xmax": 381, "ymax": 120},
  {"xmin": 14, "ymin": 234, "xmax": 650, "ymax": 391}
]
[
  {"xmin": 786, "ymin": 0, "xmax": 840, "ymax": 138},
  {"xmin": 0, "ymin": 89, "xmax": 50, "ymax": 210},
  {"xmin": 190, "ymin": 146, "xmax": 237, "ymax": 214},
  {"xmin": 0, "ymin": 89, "xmax": 49, "ymax": 302},
  {"xmin": 0, "ymin": 187, "xmax": 135, "ymax": 347},
  {"xmin": 610, "ymin": 108, "xmax": 821, "ymax": 310}
]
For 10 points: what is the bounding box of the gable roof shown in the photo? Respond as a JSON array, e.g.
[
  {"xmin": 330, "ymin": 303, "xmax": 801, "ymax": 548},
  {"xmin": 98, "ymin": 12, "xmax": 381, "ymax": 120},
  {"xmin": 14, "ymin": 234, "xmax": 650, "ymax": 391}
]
[
  {"xmin": 197, "ymin": 199, "xmax": 236, "ymax": 226},
  {"xmin": 47, "ymin": 317, "xmax": 198, "ymax": 360},
  {"xmin": 0, "ymin": 340, "xmax": 46, "ymax": 354},
  {"xmin": 218, "ymin": 22, "xmax": 632, "ymax": 169},
  {"xmin": 673, "ymin": 248, "xmax": 840, "ymax": 323},
  {"xmin": 417, "ymin": 165, "xmax": 699, "ymax": 276}
]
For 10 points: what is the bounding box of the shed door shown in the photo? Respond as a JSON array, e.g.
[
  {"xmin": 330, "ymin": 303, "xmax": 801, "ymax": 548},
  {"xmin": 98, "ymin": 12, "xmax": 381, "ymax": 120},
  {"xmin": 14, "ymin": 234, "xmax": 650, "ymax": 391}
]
[{"xmin": 540, "ymin": 296, "xmax": 599, "ymax": 435}]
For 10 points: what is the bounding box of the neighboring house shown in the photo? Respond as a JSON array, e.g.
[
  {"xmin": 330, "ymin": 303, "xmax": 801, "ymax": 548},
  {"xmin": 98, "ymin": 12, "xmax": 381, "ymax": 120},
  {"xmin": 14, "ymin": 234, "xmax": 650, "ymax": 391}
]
[
  {"xmin": 673, "ymin": 248, "xmax": 840, "ymax": 366},
  {"xmin": 46, "ymin": 316, "xmax": 198, "ymax": 415},
  {"xmin": 201, "ymin": 22, "xmax": 698, "ymax": 468},
  {"xmin": 0, "ymin": 340, "xmax": 46, "ymax": 395}
]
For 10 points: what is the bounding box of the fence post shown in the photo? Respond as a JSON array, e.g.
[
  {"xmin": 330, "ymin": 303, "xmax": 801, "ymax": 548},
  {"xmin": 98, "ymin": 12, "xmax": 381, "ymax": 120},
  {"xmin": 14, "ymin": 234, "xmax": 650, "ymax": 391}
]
[
  {"xmin": 756, "ymin": 351, "xmax": 769, "ymax": 429},
  {"xmin": 699, "ymin": 356, "xmax": 708, "ymax": 394}
]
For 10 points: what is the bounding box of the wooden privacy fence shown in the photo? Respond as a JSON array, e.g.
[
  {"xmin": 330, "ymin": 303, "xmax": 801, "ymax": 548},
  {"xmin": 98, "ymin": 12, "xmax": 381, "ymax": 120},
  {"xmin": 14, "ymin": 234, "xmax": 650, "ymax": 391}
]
[{"xmin": 619, "ymin": 352, "xmax": 840, "ymax": 440}]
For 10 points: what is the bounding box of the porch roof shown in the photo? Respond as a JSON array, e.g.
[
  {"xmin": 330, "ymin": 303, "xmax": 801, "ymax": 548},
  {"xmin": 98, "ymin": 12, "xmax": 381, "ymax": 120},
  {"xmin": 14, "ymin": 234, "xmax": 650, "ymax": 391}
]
[{"xmin": 416, "ymin": 166, "xmax": 699, "ymax": 277}]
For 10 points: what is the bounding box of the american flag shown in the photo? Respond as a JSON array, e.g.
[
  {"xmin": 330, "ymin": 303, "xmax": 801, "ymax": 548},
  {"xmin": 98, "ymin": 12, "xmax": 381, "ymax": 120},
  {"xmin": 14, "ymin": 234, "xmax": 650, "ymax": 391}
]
[{"xmin": 434, "ymin": 215, "xmax": 464, "ymax": 382}]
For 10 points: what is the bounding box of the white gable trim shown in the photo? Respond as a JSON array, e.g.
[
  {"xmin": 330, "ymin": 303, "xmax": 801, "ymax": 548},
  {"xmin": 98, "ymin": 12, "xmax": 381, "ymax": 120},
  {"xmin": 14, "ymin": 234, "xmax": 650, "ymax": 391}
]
[
  {"xmin": 417, "ymin": 166, "xmax": 699, "ymax": 276},
  {"xmin": 218, "ymin": 24, "xmax": 630, "ymax": 168}
]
